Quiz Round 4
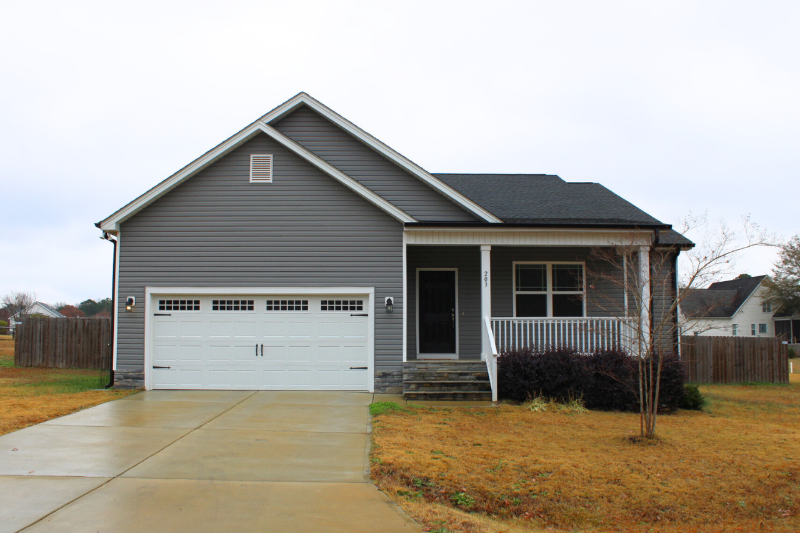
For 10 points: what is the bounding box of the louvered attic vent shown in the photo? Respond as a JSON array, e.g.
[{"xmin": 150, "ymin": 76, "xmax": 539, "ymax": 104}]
[{"xmin": 250, "ymin": 154, "xmax": 273, "ymax": 183}]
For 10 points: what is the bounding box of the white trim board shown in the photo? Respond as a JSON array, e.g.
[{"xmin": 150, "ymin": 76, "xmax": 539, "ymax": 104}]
[
  {"xmin": 99, "ymin": 119, "xmax": 416, "ymax": 231},
  {"xmin": 415, "ymin": 268, "xmax": 459, "ymax": 359},
  {"xmin": 143, "ymin": 286, "xmax": 375, "ymax": 392},
  {"xmin": 405, "ymin": 229, "xmax": 654, "ymax": 247}
]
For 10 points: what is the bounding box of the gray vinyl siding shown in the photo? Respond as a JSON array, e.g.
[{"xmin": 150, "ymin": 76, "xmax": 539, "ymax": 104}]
[
  {"xmin": 491, "ymin": 247, "xmax": 625, "ymax": 318},
  {"xmin": 273, "ymin": 105, "xmax": 479, "ymax": 222},
  {"xmin": 651, "ymin": 249, "xmax": 678, "ymax": 353},
  {"xmin": 406, "ymin": 246, "xmax": 482, "ymax": 360},
  {"xmin": 116, "ymin": 132, "xmax": 404, "ymax": 378}
]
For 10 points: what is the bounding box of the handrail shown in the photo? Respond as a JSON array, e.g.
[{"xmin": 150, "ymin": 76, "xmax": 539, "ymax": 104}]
[{"xmin": 484, "ymin": 316, "xmax": 498, "ymax": 402}]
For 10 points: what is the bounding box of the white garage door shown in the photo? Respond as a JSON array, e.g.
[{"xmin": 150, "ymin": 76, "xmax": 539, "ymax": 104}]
[{"xmin": 149, "ymin": 294, "xmax": 371, "ymax": 390}]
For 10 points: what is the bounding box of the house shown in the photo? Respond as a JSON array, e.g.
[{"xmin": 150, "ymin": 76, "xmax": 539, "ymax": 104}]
[
  {"xmin": 96, "ymin": 92, "xmax": 693, "ymax": 398},
  {"xmin": 8, "ymin": 302, "xmax": 65, "ymax": 334},
  {"xmin": 681, "ymin": 276, "xmax": 776, "ymax": 337}
]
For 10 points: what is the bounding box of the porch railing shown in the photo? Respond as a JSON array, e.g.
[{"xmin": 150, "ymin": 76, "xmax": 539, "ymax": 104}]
[{"xmin": 491, "ymin": 317, "xmax": 635, "ymax": 354}]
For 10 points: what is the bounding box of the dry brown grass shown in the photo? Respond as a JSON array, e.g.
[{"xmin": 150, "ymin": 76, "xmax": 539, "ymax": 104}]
[
  {"xmin": 0, "ymin": 335, "xmax": 135, "ymax": 436},
  {"xmin": 372, "ymin": 376, "xmax": 800, "ymax": 532}
]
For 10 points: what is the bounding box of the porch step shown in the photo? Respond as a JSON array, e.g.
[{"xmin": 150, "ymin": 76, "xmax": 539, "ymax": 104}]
[
  {"xmin": 403, "ymin": 380, "xmax": 491, "ymax": 392},
  {"xmin": 402, "ymin": 360, "xmax": 492, "ymax": 401},
  {"xmin": 404, "ymin": 390, "xmax": 493, "ymax": 402}
]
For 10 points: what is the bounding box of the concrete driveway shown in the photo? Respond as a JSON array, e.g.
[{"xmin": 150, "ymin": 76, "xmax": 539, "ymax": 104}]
[{"xmin": 0, "ymin": 391, "xmax": 419, "ymax": 533}]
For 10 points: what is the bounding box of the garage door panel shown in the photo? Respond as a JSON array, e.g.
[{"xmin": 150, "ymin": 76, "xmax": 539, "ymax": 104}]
[
  {"xmin": 150, "ymin": 294, "xmax": 371, "ymax": 391},
  {"xmin": 178, "ymin": 344, "xmax": 203, "ymax": 364}
]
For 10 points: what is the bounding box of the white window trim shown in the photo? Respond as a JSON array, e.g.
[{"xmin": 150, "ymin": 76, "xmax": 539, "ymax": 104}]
[
  {"xmin": 249, "ymin": 154, "xmax": 273, "ymax": 183},
  {"xmin": 512, "ymin": 261, "xmax": 587, "ymax": 318},
  {"xmin": 143, "ymin": 287, "xmax": 375, "ymax": 392},
  {"xmin": 415, "ymin": 268, "xmax": 459, "ymax": 359},
  {"xmin": 157, "ymin": 299, "xmax": 201, "ymax": 312},
  {"xmin": 732, "ymin": 324, "xmax": 738, "ymax": 336},
  {"xmin": 751, "ymin": 324, "xmax": 757, "ymax": 336}
]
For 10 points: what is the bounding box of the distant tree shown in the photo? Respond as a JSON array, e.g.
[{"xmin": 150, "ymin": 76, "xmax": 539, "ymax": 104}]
[
  {"xmin": 59, "ymin": 305, "xmax": 85, "ymax": 318},
  {"xmin": 78, "ymin": 298, "xmax": 113, "ymax": 317},
  {"xmin": 93, "ymin": 309, "xmax": 111, "ymax": 318},
  {"xmin": 735, "ymin": 273, "xmax": 752, "ymax": 279},
  {"xmin": 2, "ymin": 291, "xmax": 37, "ymax": 319},
  {"xmin": 764, "ymin": 235, "xmax": 800, "ymax": 314},
  {"xmin": 27, "ymin": 313, "xmax": 48, "ymax": 319},
  {"xmin": 53, "ymin": 302, "xmax": 68, "ymax": 312}
]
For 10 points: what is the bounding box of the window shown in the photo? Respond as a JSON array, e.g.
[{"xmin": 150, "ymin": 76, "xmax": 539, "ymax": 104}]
[
  {"xmin": 158, "ymin": 299, "xmax": 200, "ymax": 311},
  {"xmin": 732, "ymin": 324, "xmax": 738, "ymax": 336},
  {"xmin": 751, "ymin": 324, "xmax": 756, "ymax": 336},
  {"xmin": 321, "ymin": 300, "xmax": 364, "ymax": 312},
  {"xmin": 758, "ymin": 323, "xmax": 768, "ymax": 334},
  {"xmin": 514, "ymin": 263, "xmax": 584, "ymax": 317},
  {"xmin": 762, "ymin": 302, "xmax": 772, "ymax": 313},
  {"xmin": 266, "ymin": 300, "xmax": 308, "ymax": 311},
  {"xmin": 212, "ymin": 300, "xmax": 254, "ymax": 311},
  {"xmin": 250, "ymin": 154, "xmax": 273, "ymax": 183}
]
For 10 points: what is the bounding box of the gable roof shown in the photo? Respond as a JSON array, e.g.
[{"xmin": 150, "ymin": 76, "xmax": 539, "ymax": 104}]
[
  {"xmin": 682, "ymin": 275, "xmax": 767, "ymax": 318},
  {"xmin": 98, "ymin": 93, "xmax": 501, "ymax": 231},
  {"xmin": 11, "ymin": 302, "xmax": 64, "ymax": 319},
  {"xmin": 434, "ymin": 174, "xmax": 665, "ymax": 226}
]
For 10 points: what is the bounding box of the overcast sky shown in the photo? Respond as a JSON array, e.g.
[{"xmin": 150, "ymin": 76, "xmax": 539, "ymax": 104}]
[{"xmin": 1, "ymin": 0, "xmax": 796, "ymax": 305}]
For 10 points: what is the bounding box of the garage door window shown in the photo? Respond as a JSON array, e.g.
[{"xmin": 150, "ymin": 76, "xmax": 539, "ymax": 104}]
[
  {"xmin": 158, "ymin": 299, "xmax": 200, "ymax": 311},
  {"xmin": 212, "ymin": 300, "xmax": 254, "ymax": 311},
  {"xmin": 321, "ymin": 300, "xmax": 364, "ymax": 312},
  {"xmin": 266, "ymin": 300, "xmax": 309, "ymax": 311}
]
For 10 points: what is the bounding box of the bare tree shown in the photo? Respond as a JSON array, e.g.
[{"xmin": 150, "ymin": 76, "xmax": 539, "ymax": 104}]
[
  {"xmin": 2, "ymin": 291, "xmax": 38, "ymax": 320},
  {"xmin": 588, "ymin": 213, "xmax": 776, "ymax": 439}
]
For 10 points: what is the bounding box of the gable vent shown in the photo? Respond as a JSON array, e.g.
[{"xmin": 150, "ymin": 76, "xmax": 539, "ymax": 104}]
[{"xmin": 250, "ymin": 154, "xmax": 273, "ymax": 183}]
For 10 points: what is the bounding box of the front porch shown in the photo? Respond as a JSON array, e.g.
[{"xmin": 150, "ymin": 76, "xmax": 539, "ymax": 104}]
[{"xmin": 402, "ymin": 235, "xmax": 657, "ymax": 401}]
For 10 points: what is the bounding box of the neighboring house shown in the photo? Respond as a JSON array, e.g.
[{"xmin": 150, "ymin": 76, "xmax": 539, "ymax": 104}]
[
  {"xmin": 8, "ymin": 302, "xmax": 65, "ymax": 333},
  {"xmin": 681, "ymin": 276, "xmax": 775, "ymax": 337},
  {"xmin": 96, "ymin": 92, "xmax": 693, "ymax": 396}
]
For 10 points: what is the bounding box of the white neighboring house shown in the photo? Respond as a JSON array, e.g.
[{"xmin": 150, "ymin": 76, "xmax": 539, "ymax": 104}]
[
  {"xmin": 8, "ymin": 302, "xmax": 65, "ymax": 334},
  {"xmin": 681, "ymin": 276, "xmax": 775, "ymax": 337}
]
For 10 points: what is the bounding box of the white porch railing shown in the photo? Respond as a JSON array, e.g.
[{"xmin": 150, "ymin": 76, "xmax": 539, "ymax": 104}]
[
  {"xmin": 483, "ymin": 317, "xmax": 499, "ymax": 402},
  {"xmin": 491, "ymin": 317, "xmax": 635, "ymax": 354}
]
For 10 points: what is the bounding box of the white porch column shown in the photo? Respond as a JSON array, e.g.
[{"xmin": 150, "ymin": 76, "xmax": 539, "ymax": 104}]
[
  {"xmin": 638, "ymin": 245, "xmax": 651, "ymax": 354},
  {"xmin": 481, "ymin": 245, "xmax": 492, "ymax": 359}
]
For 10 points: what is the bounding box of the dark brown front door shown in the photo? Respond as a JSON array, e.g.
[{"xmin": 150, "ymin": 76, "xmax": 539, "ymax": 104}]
[{"xmin": 418, "ymin": 270, "xmax": 456, "ymax": 354}]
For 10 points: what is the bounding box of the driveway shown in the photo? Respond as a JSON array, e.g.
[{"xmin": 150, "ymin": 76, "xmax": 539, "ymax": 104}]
[{"xmin": 0, "ymin": 391, "xmax": 420, "ymax": 533}]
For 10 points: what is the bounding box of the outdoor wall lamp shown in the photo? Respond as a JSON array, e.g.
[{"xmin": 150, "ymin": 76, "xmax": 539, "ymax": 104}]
[
  {"xmin": 385, "ymin": 297, "xmax": 393, "ymax": 313},
  {"xmin": 126, "ymin": 297, "xmax": 136, "ymax": 312}
]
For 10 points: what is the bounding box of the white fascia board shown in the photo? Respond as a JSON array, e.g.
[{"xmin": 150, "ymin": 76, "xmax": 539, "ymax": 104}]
[
  {"xmin": 99, "ymin": 124, "xmax": 264, "ymax": 231},
  {"xmin": 257, "ymin": 123, "xmax": 415, "ymax": 223},
  {"xmin": 405, "ymin": 227, "xmax": 654, "ymax": 246},
  {"xmin": 260, "ymin": 93, "xmax": 504, "ymax": 223}
]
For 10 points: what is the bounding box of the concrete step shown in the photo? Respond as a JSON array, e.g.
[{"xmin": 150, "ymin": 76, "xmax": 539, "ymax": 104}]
[
  {"xmin": 403, "ymin": 380, "xmax": 491, "ymax": 392},
  {"xmin": 402, "ymin": 370, "xmax": 490, "ymax": 382},
  {"xmin": 404, "ymin": 390, "xmax": 493, "ymax": 402}
]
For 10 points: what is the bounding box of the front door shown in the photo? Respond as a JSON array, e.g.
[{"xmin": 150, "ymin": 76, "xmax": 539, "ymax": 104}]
[{"xmin": 418, "ymin": 270, "xmax": 457, "ymax": 354}]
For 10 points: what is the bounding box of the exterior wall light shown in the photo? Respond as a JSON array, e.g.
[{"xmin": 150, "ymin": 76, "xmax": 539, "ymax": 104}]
[
  {"xmin": 126, "ymin": 296, "xmax": 136, "ymax": 312},
  {"xmin": 385, "ymin": 297, "xmax": 393, "ymax": 313}
]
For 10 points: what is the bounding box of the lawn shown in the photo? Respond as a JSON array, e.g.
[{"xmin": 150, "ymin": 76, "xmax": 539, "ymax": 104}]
[
  {"xmin": 0, "ymin": 335, "xmax": 135, "ymax": 436},
  {"xmin": 370, "ymin": 376, "xmax": 800, "ymax": 533}
]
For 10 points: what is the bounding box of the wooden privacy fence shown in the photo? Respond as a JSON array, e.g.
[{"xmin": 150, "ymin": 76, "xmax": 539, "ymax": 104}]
[
  {"xmin": 682, "ymin": 336, "xmax": 789, "ymax": 384},
  {"xmin": 14, "ymin": 318, "xmax": 111, "ymax": 369}
]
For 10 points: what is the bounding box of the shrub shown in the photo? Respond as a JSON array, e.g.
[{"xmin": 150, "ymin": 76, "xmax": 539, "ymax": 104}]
[
  {"xmin": 680, "ymin": 384, "xmax": 706, "ymax": 410},
  {"xmin": 788, "ymin": 346, "xmax": 797, "ymax": 358},
  {"xmin": 497, "ymin": 347, "xmax": 686, "ymax": 413}
]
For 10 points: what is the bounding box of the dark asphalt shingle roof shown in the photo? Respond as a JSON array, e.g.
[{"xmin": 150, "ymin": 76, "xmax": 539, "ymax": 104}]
[
  {"xmin": 434, "ymin": 174, "xmax": 664, "ymax": 226},
  {"xmin": 681, "ymin": 275, "xmax": 767, "ymax": 318}
]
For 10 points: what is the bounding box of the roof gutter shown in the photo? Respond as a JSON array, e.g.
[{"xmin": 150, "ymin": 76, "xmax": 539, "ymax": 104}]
[{"xmin": 404, "ymin": 221, "xmax": 673, "ymax": 230}]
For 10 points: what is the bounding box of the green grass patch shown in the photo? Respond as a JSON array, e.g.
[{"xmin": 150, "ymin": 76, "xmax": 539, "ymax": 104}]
[
  {"xmin": 370, "ymin": 401, "xmax": 405, "ymax": 416},
  {"xmin": 14, "ymin": 372, "xmax": 108, "ymax": 394}
]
